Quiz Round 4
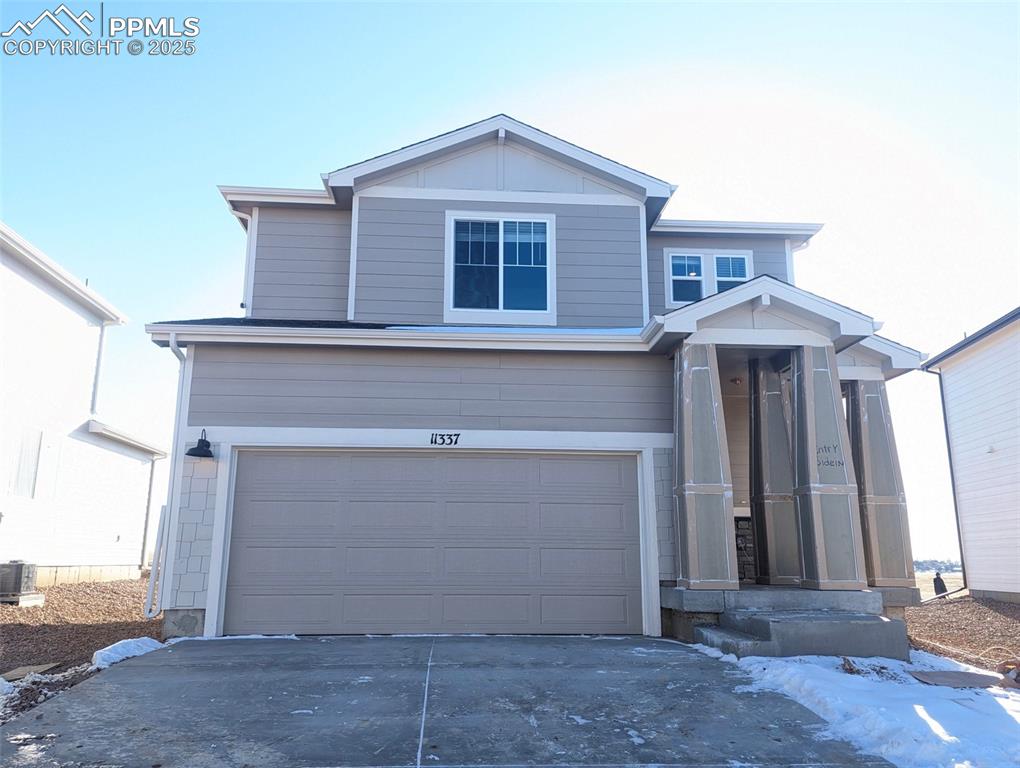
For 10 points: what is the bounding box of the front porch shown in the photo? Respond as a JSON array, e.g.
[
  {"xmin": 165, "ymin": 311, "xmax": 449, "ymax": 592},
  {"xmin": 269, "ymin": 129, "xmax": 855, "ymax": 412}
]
[{"xmin": 648, "ymin": 277, "xmax": 924, "ymax": 657}]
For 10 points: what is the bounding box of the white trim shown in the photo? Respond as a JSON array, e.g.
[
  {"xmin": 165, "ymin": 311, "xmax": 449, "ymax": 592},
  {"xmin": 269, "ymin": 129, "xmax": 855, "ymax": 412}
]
[
  {"xmin": 87, "ymin": 420, "xmax": 166, "ymax": 457},
  {"xmin": 653, "ymin": 219, "xmax": 822, "ymax": 237},
  {"xmin": 158, "ymin": 349, "xmax": 194, "ymax": 611},
  {"xmin": 242, "ymin": 207, "xmax": 259, "ymax": 317},
  {"xmin": 663, "ymin": 248, "xmax": 754, "ymax": 310},
  {"xmin": 326, "ymin": 115, "xmax": 674, "ymax": 199},
  {"xmin": 639, "ymin": 204, "xmax": 650, "ymax": 325},
  {"xmin": 359, "ymin": 185, "xmax": 640, "ymax": 207},
  {"xmin": 0, "ymin": 221, "xmax": 125, "ymax": 324},
  {"xmin": 346, "ymin": 194, "xmax": 359, "ymax": 321},
  {"xmin": 204, "ymin": 444, "xmax": 236, "ymax": 637},
  {"xmin": 837, "ymin": 366, "xmax": 886, "ymax": 381},
  {"xmin": 686, "ymin": 328, "xmax": 834, "ymax": 348},
  {"xmin": 218, "ymin": 185, "xmax": 335, "ymax": 207},
  {"xmin": 443, "ymin": 210, "xmax": 557, "ymax": 326},
  {"xmin": 200, "ymin": 429, "xmax": 668, "ymax": 638},
  {"xmin": 147, "ymin": 323, "xmax": 648, "ymax": 352},
  {"xmin": 784, "ymin": 238, "xmax": 795, "ymax": 284}
]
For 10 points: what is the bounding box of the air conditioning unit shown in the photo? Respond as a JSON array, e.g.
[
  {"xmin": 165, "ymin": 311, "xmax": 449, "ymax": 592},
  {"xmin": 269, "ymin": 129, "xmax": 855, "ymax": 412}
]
[{"xmin": 0, "ymin": 561, "xmax": 43, "ymax": 606}]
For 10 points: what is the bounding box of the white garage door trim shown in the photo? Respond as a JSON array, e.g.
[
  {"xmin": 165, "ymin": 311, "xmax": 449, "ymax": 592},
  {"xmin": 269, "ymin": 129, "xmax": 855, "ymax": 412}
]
[{"xmin": 192, "ymin": 427, "xmax": 669, "ymax": 638}]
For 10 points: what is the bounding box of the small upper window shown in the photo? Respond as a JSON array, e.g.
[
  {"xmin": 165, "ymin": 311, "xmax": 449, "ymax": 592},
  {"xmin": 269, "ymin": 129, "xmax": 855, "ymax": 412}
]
[
  {"xmin": 715, "ymin": 255, "xmax": 749, "ymax": 292},
  {"xmin": 446, "ymin": 212, "xmax": 555, "ymax": 325},
  {"xmin": 670, "ymin": 254, "xmax": 703, "ymax": 303}
]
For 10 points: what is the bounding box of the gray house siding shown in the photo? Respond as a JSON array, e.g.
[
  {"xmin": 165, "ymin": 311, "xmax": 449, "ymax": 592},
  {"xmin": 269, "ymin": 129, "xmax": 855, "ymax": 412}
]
[
  {"xmin": 187, "ymin": 344, "xmax": 673, "ymax": 432},
  {"xmin": 647, "ymin": 233, "xmax": 790, "ymax": 317},
  {"xmin": 251, "ymin": 207, "xmax": 351, "ymax": 321},
  {"xmin": 355, "ymin": 197, "xmax": 644, "ymax": 327}
]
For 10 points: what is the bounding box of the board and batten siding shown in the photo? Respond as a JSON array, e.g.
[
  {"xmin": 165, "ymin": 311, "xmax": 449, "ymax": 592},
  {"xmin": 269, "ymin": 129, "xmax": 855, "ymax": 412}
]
[
  {"xmin": 251, "ymin": 207, "xmax": 352, "ymax": 321},
  {"xmin": 938, "ymin": 321, "xmax": 1020, "ymax": 597},
  {"xmin": 187, "ymin": 344, "xmax": 673, "ymax": 433},
  {"xmin": 355, "ymin": 197, "xmax": 644, "ymax": 327},
  {"xmin": 647, "ymin": 234, "xmax": 791, "ymax": 317}
]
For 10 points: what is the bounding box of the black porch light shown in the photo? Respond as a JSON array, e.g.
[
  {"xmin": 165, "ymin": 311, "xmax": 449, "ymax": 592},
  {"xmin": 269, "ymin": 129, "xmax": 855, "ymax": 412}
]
[{"xmin": 185, "ymin": 429, "xmax": 214, "ymax": 458}]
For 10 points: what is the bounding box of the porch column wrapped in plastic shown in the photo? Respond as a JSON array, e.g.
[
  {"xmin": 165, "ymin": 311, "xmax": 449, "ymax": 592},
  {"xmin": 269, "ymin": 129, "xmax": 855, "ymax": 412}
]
[
  {"xmin": 750, "ymin": 356, "xmax": 802, "ymax": 585},
  {"xmin": 791, "ymin": 345, "xmax": 869, "ymax": 590},
  {"xmin": 673, "ymin": 342, "xmax": 739, "ymax": 590},
  {"xmin": 845, "ymin": 379, "xmax": 917, "ymax": 588}
]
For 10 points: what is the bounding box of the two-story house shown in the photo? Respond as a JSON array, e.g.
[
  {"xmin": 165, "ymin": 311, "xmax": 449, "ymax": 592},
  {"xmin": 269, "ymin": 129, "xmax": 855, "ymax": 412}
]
[{"xmin": 147, "ymin": 116, "xmax": 923, "ymax": 655}]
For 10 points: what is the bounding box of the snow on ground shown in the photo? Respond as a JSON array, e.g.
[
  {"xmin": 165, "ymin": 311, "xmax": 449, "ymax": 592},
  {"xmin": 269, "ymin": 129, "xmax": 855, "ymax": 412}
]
[
  {"xmin": 691, "ymin": 644, "xmax": 1020, "ymax": 768},
  {"xmin": 91, "ymin": 637, "xmax": 164, "ymax": 669}
]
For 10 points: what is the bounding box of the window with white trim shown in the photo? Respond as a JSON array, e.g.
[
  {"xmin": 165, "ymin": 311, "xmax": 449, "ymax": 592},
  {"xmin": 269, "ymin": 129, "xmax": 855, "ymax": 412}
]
[
  {"xmin": 664, "ymin": 249, "xmax": 754, "ymax": 308},
  {"xmin": 445, "ymin": 212, "xmax": 556, "ymax": 324},
  {"xmin": 714, "ymin": 254, "xmax": 749, "ymax": 292}
]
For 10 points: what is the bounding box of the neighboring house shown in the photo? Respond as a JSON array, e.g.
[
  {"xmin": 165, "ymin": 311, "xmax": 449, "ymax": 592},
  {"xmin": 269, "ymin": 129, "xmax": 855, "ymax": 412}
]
[
  {"xmin": 924, "ymin": 308, "xmax": 1020, "ymax": 603},
  {"xmin": 0, "ymin": 223, "xmax": 165, "ymax": 588},
  {"xmin": 146, "ymin": 115, "xmax": 924, "ymax": 641}
]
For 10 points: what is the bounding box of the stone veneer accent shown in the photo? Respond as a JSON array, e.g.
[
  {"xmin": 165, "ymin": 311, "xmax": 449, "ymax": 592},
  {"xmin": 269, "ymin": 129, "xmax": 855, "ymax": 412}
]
[{"xmin": 167, "ymin": 454, "xmax": 217, "ymax": 610}]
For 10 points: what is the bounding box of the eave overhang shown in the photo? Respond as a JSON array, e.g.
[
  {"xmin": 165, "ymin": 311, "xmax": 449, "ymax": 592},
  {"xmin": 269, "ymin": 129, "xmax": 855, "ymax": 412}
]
[
  {"xmin": 651, "ymin": 219, "xmax": 823, "ymax": 248},
  {"xmin": 87, "ymin": 419, "xmax": 166, "ymax": 458}
]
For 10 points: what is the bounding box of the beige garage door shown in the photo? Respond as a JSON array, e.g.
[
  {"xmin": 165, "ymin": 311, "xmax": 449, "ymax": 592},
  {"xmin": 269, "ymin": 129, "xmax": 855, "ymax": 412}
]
[{"xmin": 223, "ymin": 450, "xmax": 643, "ymax": 635}]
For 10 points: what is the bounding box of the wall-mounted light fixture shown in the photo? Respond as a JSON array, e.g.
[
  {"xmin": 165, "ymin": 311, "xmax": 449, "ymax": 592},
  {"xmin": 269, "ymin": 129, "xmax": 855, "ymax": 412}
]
[{"xmin": 185, "ymin": 429, "xmax": 214, "ymax": 458}]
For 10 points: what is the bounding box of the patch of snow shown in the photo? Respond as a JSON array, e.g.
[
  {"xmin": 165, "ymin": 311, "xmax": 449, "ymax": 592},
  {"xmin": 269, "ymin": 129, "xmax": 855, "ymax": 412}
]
[
  {"xmin": 626, "ymin": 728, "xmax": 646, "ymax": 745},
  {"xmin": 426, "ymin": 755, "xmax": 440, "ymax": 761},
  {"xmin": 354, "ymin": 675, "xmax": 373, "ymax": 684},
  {"xmin": 568, "ymin": 714, "xmax": 591, "ymax": 725},
  {"xmin": 289, "ymin": 709, "xmax": 313, "ymax": 715},
  {"xmin": 527, "ymin": 714, "xmax": 539, "ymax": 728},
  {"xmin": 691, "ymin": 644, "xmax": 1020, "ymax": 768},
  {"xmin": 0, "ymin": 679, "xmax": 13, "ymax": 696},
  {"xmin": 91, "ymin": 637, "xmax": 165, "ymax": 669}
]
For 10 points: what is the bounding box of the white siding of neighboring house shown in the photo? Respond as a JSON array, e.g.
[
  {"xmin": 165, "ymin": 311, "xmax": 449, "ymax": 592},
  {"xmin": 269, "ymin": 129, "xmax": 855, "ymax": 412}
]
[
  {"xmin": 938, "ymin": 321, "xmax": 1020, "ymax": 597},
  {"xmin": 0, "ymin": 249, "xmax": 153, "ymax": 571}
]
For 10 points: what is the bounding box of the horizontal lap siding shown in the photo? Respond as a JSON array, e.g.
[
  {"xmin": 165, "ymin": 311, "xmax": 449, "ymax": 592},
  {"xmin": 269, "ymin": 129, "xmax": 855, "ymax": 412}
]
[
  {"xmin": 355, "ymin": 197, "xmax": 644, "ymax": 327},
  {"xmin": 188, "ymin": 344, "xmax": 673, "ymax": 432},
  {"xmin": 647, "ymin": 234, "xmax": 790, "ymax": 317},
  {"xmin": 940, "ymin": 323, "xmax": 1020, "ymax": 594},
  {"xmin": 251, "ymin": 208, "xmax": 351, "ymax": 320}
]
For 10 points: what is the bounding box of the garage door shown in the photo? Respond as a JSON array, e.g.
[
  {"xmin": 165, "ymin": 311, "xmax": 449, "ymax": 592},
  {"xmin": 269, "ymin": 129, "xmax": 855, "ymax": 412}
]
[{"xmin": 223, "ymin": 450, "xmax": 642, "ymax": 635}]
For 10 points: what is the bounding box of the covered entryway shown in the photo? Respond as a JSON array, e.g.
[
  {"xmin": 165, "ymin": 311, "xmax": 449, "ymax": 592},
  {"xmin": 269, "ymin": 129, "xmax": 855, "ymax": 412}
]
[{"xmin": 222, "ymin": 450, "xmax": 643, "ymax": 635}]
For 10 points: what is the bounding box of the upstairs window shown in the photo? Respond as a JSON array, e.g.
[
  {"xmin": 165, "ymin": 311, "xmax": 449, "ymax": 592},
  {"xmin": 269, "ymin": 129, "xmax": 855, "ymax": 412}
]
[
  {"xmin": 446, "ymin": 212, "xmax": 556, "ymax": 325},
  {"xmin": 670, "ymin": 254, "xmax": 703, "ymax": 303},
  {"xmin": 715, "ymin": 254, "xmax": 749, "ymax": 292},
  {"xmin": 664, "ymin": 248, "xmax": 754, "ymax": 308}
]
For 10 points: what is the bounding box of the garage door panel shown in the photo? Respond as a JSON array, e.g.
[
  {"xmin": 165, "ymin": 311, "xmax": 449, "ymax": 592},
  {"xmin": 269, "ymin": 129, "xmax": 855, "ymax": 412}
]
[{"xmin": 224, "ymin": 451, "xmax": 643, "ymax": 634}]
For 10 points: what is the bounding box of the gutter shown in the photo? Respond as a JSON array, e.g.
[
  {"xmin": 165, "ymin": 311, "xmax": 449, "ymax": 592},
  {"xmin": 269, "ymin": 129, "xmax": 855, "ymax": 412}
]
[{"xmin": 144, "ymin": 333, "xmax": 187, "ymax": 619}]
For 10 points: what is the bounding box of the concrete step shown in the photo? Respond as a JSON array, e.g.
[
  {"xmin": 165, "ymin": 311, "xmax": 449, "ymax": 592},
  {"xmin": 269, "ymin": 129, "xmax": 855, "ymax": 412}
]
[
  {"xmin": 724, "ymin": 587, "xmax": 884, "ymax": 614},
  {"xmin": 693, "ymin": 625, "xmax": 777, "ymax": 657},
  {"xmin": 718, "ymin": 610, "xmax": 909, "ymax": 660}
]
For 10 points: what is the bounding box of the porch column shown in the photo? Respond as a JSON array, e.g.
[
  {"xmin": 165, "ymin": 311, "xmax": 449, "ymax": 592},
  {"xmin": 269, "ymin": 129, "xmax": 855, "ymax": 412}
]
[
  {"xmin": 791, "ymin": 345, "xmax": 869, "ymax": 590},
  {"xmin": 845, "ymin": 379, "xmax": 917, "ymax": 587},
  {"xmin": 673, "ymin": 342, "xmax": 739, "ymax": 590},
  {"xmin": 750, "ymin": 357, "xmax": 802, "ymax": 585}
]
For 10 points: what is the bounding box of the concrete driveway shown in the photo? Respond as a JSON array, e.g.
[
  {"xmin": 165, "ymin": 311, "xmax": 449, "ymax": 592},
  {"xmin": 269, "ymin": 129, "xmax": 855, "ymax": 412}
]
[{"xmin": 1, "ymin": 636, "xmax": 888, "ymax": 768}]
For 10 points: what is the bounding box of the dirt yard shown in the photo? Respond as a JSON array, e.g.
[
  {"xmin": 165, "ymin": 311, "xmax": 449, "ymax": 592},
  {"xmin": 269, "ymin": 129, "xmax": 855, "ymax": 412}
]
[
  {"xmin": 0, "ymin": 579, "xmax": 162, "ymax": 675},
  {"xmin": 906, "ymin": 594, "xmax": 1020, "ymax": 671},
  {"xmin": 914, "ymin": 570, "xmax": 965, "ymax": 601}
]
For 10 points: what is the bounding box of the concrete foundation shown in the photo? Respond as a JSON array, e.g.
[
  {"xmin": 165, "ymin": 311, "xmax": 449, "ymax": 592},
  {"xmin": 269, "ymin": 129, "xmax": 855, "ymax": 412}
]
[
  {"xmin": 971, "ymin": 588, "xmax": 1020, "ymax": 603},
  {"xmin": 163, "ymin": 608, "xmax": 205, "ymax": 638}
]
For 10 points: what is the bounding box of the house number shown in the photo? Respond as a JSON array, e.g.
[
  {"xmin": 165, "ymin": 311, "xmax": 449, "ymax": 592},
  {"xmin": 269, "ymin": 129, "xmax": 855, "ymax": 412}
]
[{"xmin": 429, "ymin": 432, "xmax": 461, "ymax": 446}]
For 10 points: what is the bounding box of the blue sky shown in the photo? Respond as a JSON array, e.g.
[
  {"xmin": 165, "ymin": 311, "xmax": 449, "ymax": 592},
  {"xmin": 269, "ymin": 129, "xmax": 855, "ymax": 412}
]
[{"xmin": 2, "ymin": 1, "xmax": 1017, "ymax": 559}]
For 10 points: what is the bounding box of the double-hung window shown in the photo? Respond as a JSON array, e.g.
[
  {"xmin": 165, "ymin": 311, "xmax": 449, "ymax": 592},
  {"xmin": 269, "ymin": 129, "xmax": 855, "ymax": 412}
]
[
  {"xmin": 445, "ymin": 212, "xmax": 556, "ymax": 324},
  {"xmin": 664, "ymin": 249, "xmax": 753, "ymax": 308}
]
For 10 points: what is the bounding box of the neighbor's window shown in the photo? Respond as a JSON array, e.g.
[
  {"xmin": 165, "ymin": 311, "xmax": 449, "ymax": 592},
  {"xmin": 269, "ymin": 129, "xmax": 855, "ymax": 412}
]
[
  {"xmin": 715, "ymin": 255, "xmax": 749, "ymax": 292},
  {"xmin": 670, "ymin": 254, "xmax": 703, "ymax": 303},
  {"xmin": 452, "ymin": 218, "xmax": 550, "ymax": 313}
]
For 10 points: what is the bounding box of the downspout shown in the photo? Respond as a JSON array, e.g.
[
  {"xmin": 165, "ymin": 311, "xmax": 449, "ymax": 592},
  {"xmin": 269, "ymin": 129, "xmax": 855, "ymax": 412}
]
[
  {"xmin": 144, "ymin": 333, "xmax": 186, "ymax": 618},
  {"xmin": 138, "ymin": 454, "xmax": 165, "ymax": 570},
  {"xmin": 90, "ymin": 322, "xmax": 109, "ymax": 415},
  {"xmin": 930, "ymin": 368, "xmax": 968, "ymax": 590}
]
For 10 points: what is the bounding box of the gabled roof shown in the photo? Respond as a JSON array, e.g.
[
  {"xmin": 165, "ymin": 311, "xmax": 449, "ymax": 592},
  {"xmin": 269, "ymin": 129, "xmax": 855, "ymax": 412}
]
[
  {"xmin": 323, "ymin": 114, "xmax": 676, "ymax": 201},
  {"xmin": 922, "ymin": 306, "xmax": 1020, "ymax": 370},
  {"xmin": 0, "ymin": 221, "xmax": 124, "ymax": 324}
]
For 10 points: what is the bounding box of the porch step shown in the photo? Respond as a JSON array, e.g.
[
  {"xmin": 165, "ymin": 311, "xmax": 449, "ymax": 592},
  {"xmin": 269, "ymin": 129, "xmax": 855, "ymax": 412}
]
[
  {"xmin": 724, "ymin": 587, "xmax": 884, "ymax": 614},
  {"xmin": 693, "ymin": 625, "xmax": 776, "ymax": 657},
  {"xmin": 697, "ymin": 610, "xmax": 909, "ymax": 660}
]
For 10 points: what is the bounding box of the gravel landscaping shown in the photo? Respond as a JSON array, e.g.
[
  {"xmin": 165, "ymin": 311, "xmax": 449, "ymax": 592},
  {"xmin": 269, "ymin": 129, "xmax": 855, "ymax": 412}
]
[
  {"xmin": 906, "ymin": 595, "xmax": 1020, "ymax": 671},
  {"xmin": 0, "ymin": 578, "xmax": 162, "ymax": 675}
]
